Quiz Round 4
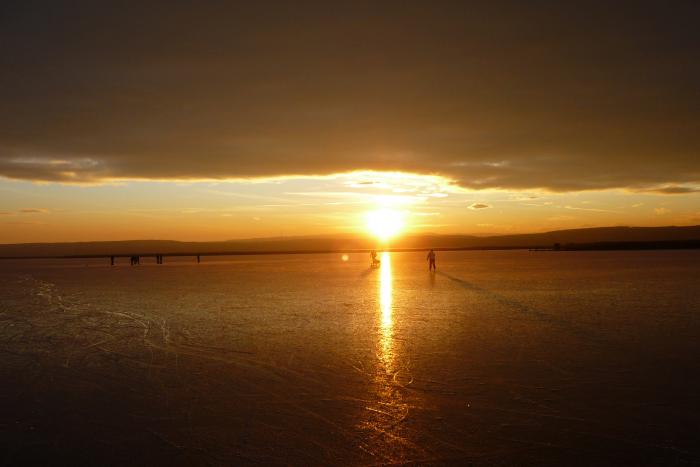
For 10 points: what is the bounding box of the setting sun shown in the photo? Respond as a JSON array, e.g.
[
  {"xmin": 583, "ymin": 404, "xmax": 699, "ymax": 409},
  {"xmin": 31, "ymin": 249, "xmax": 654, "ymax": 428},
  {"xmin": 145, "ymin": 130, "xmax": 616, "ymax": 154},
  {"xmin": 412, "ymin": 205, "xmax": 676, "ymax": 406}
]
[{"xmin": 365, "ymin": 209, "xmax": 406, "ymax": 241}]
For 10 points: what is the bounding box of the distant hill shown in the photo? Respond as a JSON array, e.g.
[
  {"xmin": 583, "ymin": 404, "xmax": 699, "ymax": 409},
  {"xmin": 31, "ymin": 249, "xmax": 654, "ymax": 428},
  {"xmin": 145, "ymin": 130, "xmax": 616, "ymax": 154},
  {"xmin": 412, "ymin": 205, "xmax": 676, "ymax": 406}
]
[{"xmin": 1, "ymin": 225, "xmax": 699, "ymax": 258}]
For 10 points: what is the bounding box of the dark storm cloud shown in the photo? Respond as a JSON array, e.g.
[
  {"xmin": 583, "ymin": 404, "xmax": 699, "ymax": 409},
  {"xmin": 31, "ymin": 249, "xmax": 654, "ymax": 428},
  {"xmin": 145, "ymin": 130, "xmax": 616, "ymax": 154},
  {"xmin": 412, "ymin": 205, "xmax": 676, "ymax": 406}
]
[{"xmin": 1, "ymin": 1, "xmax": 699, "ymax": 190}]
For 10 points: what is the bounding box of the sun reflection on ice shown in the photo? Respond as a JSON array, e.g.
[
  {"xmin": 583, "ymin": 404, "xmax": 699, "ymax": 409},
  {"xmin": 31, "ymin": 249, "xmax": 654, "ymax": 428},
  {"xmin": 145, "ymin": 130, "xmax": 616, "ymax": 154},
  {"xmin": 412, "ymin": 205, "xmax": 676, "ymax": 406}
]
[
  {"xmin": 379, "ymin": 252, "xmax": 395, "ymax": 377},
  {"xmin": 357, "ymin": 252, "xmax": 427, "ymax": 462},
  {"xmin": 380, "ymin": 252, "xmax": 393, "ymax": 330}
]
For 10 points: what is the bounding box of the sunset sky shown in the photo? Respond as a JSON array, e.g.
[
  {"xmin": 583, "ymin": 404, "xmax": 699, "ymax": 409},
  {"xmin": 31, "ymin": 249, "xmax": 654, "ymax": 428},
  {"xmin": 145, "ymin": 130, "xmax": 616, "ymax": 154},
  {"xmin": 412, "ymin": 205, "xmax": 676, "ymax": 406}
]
[{"xmin": 1, "ymin": 2, "xmax": 698, "ymax": 243}]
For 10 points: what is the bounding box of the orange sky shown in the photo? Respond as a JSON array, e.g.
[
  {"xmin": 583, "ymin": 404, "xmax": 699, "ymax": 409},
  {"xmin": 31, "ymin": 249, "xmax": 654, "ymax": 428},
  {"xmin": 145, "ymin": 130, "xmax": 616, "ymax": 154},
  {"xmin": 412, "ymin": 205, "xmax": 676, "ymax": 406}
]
[{"xmin": 1, "ymin": 171, "xmax": 698, "ymax": 243}]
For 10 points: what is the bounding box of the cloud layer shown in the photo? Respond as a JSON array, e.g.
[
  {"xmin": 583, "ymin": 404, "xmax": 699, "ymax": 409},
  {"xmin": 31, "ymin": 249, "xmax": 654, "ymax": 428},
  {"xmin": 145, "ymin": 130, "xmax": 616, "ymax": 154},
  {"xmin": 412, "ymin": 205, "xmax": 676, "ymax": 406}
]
[{"xmin": 1, "ymin": 2, "xmax": 699, "ymax": 191}]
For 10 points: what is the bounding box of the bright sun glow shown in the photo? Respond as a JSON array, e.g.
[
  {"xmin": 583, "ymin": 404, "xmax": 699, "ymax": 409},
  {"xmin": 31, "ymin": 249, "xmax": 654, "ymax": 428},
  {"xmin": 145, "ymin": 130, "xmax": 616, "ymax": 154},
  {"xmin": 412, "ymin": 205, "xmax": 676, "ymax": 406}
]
[{"xmin": 366, "ymin": 209, "xmax": 405, "ymax": 240}]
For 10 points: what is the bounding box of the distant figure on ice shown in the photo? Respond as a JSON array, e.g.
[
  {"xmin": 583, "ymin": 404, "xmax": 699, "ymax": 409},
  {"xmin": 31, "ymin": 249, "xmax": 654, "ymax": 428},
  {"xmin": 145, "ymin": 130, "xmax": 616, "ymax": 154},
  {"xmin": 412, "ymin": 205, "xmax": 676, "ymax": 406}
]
[
  {"xmin": 427, "ymin": 249, "xmax": 436, "ymax": 272},
  {"xmin": 370, "ymin": 250, "xmax": 380, "ymax": 268}
]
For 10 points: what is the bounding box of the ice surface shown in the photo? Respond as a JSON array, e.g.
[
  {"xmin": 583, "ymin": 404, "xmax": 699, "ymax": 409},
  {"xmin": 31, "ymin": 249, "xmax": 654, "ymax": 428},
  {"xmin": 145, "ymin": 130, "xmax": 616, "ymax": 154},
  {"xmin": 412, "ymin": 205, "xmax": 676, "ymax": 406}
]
[{"xmin": 0, "ymin": 250, "xmax": 699, "ymax": 465}]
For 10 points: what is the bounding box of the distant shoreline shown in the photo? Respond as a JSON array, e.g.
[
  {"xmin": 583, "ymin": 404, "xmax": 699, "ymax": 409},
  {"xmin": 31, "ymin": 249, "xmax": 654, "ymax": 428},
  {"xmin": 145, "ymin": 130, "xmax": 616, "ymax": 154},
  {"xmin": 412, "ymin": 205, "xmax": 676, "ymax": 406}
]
[
  {"xmin": 0, "ymin": 246, "xmax": 525, "ymax": 260},
  {"xmin": 2, "ymin": 240, "xmax": 699, "ymax": 260},
  {"xmin": 2, "ymin": 226, "xmax": 699, "ymax": 259}
]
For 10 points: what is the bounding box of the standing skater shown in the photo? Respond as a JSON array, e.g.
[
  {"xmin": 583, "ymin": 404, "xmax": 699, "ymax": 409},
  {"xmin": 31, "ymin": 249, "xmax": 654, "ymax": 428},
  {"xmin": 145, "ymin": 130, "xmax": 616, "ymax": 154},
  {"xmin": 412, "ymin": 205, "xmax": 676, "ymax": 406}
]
[
  {"xmin": 427, "ymin": 249, "xmax": 436, "ymax": 272},
  {"xmin": 370, "ymin": 250, "xmax": 380, "ymax": 268}
]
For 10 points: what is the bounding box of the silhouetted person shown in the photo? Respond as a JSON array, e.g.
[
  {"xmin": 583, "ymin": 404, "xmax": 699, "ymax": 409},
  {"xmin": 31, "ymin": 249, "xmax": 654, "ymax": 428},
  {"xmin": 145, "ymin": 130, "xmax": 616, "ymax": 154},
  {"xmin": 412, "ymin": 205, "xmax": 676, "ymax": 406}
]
[
  {"xmin": 427, "ymin": 249, "xmax": 436, "ymax": 271},
  {"xmin": 370, "ymin": 250, "xmax": 380, "ymax": 267}
]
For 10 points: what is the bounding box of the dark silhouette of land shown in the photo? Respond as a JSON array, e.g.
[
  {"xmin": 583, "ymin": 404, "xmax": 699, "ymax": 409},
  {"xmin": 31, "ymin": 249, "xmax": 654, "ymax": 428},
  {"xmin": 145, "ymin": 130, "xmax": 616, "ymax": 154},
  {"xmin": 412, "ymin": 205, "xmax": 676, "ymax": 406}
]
[{"xmin": 1, "ymin": 225, "xmax": 699, "ymax": 259}]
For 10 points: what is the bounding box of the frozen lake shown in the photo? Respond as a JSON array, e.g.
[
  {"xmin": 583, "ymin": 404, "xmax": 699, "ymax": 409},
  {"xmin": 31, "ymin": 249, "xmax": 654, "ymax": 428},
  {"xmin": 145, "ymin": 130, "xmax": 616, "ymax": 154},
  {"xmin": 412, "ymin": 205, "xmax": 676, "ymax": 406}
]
[{"xmin": 1, "ymin": 250, "xmax": 699, "ymax": 465}]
